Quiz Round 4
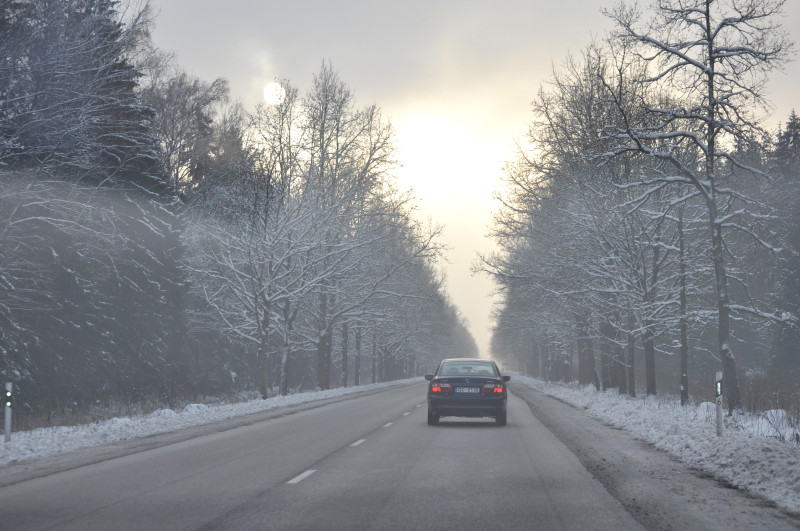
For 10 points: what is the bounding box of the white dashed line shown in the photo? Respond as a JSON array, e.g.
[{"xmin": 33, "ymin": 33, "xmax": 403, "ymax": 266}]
[
  {"xmin": 351, "ymin": 439, "xmax": 366, "ymax": 447},
  {"xmin": 416, "ymin": 404, "xmax": 422, "ymax": 408},
  {"xmin": 403, "ymin": 412, "xmax": 410, "ymax": 416},
  {"xmin": 383, "ymin": 422, "xmax": 393, "ymax": 427},
  {"xmin": 287, "ymin": 469, "xmax": 316, "ymax": 484}
]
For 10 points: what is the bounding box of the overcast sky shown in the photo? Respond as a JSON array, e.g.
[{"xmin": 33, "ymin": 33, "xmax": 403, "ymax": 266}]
[{"xmin": 149, "ymin": 0, "xmax": 800, "ymax": 356}]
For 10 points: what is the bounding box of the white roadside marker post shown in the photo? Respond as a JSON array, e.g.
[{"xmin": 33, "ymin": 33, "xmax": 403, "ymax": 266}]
[
  {"xmin": 4, "ymin": 382, "xmax": 11, "ymax": 443},
  {"xmin": 715, "ymin": 371, "xmax": 723, "ymax": 437}
]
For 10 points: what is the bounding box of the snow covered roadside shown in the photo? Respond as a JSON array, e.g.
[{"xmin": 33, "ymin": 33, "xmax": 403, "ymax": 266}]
[
  {"xmin": 0, "ymin": 379, "xmax": 416, "ymax": 467},
  {"xmin": 513, "ymin": 375, "xmax": 800, "ymax": 515}
]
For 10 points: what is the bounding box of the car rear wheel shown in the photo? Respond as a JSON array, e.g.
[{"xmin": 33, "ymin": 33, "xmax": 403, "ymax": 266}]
[
  {"xmin": 495, "ymin": 412, "xmax": 507, "ymax": 426},
  {"xmin": 427, "ymin": 409, "xmax": 439, "ymax": 426}
]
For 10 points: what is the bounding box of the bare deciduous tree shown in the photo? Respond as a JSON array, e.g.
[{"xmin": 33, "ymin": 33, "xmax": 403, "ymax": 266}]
[{"xmin": 600, "ymin": 0, "xmax": 795, "ymax": 412}]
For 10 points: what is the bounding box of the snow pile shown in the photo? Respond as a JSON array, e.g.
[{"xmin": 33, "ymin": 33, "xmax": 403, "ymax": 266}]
[
  {"xmin": 515, "ymin": 375, "xmax": 800, "ymax": 514},
  {"xmin": 0, "ymin": 379, "xmax": 414, "ymax": 467}
]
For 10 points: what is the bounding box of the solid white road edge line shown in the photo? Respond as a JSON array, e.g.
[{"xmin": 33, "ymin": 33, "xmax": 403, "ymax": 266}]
[
  {"xmin": 351, "ymin": 439, "xmax": 366, "ymax": 447},
  {"xmin": 287, "ymin": 469, "xmax": 316, "ymax": 484}
]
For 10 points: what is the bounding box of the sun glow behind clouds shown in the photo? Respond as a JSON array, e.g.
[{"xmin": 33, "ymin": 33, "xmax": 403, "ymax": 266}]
[{"xmin": 263, "ymin": 82, "xmax": 286, "ymax": 105}]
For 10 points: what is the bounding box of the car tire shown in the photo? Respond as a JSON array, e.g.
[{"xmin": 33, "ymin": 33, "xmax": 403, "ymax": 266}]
[
  {"xmin": 495, "ymin": 412, "xmax": 507, "ymax": 426},
  {"xmin": 427, "ymin": 410, "xmax": 439, "ymax": 426}
]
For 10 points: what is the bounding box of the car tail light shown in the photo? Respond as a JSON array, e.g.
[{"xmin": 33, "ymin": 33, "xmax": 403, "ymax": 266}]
[
  {"xmin": 431, "ymin": 382, "xmax": 453, "ymax": 394},
  {"xmin": 481, "ymin": 383, "xmax": 505, "ymax": 394}
]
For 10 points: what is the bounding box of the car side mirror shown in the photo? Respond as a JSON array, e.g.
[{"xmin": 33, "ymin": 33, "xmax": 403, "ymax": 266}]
[
  {"xmin": 502, "ymin": 375, "xmax": 511, "ymax": 382},
  {"xmin": 424, "ymin": 374, "xmax": 434, "ymax": 381}
]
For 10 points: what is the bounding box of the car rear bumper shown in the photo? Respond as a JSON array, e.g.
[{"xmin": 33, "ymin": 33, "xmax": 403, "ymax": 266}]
[{"xmin": 428, "ymin": 396, "xmax": 506, "ymax": 418}]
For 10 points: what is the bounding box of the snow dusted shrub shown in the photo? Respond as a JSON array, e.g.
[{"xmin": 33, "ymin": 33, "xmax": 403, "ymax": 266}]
[
  {"xmin": 751, "ymin": 410, "xmax": 794, "ymax": 442},
  {"xmin": 697, "ymin": 402, "xmax": 716, "ymax": 420},
  {"xmin": 182, "ymin": 404, "xmax": 209, "ymax": 414},
  {"xmin": 740, "ymin": 369, "xmax": 800, "ymax": 431}
]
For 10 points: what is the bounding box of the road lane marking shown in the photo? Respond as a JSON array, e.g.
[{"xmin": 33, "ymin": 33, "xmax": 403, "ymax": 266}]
[
  {"xmin": 287, "ymin": 469, "xmax": 316, "ymax": 484},
  {"xmin": 351, "ymin": 439, "xmax": 366, "ymax": 447},
  {"xmin": 416, "ymin": 404, "xmax": 422, "ymax": 408},
  {"xmin": 403, "ymin": 412, "xmax": 410, "ymax": 416},
  {"xmin": 383, "ymin": 422, "xmax": 393, "ymax": 427}
]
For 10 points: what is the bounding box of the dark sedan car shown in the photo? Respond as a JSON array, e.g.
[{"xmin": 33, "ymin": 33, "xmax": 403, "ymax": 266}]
[{"xmin": 425, "ymin": 358, "xmax": 510, "ymax": 426}]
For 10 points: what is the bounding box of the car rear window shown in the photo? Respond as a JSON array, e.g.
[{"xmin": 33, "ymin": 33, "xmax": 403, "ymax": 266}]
[{"xmin": 438, "ymin": 362, "xmax": 497, "ymax": 377}]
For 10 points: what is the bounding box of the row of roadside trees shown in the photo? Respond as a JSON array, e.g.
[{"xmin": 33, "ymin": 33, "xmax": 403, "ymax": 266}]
[
  {"xmin": 479, "ymin": 0, "xmax": 798, "ymax": 415},
  {"xmin": 0, "ymin": 0, "xmax": 476, "ymax": 425}
]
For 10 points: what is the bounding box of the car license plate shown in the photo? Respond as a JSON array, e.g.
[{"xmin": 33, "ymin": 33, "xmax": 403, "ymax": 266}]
[{"xmin": 455, "ymin": 387, "xmax": 480, "ymax": 393}]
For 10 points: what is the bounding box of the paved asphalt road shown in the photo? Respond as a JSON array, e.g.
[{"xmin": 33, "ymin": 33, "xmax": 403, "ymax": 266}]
[{"xmin": 0, "ymin": 381, "xmax": 797, "ymax": 530}]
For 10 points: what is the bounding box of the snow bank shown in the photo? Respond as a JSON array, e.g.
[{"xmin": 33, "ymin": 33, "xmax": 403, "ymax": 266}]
[
  {"xmin": 514, "ymin": 375, "xmax": 800, "ymax": 515},
  {"xmin": 0, "ymin": 379, "xmax": 415, "ymax": 467}
]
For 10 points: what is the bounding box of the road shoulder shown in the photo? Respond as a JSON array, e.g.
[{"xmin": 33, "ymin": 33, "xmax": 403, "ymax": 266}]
[
  {"xmin": 0, "ymin": 383, "xmax": 411, "ymax": 488},
  {"xmin": 512, "ymin": 384, "xmax": 800, "ymax": 530}
]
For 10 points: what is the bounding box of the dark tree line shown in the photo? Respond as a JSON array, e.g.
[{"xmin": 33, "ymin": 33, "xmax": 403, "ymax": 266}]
[{"xmin": 0, "ymin": 0, "xmax": 476, "ymax": 425}]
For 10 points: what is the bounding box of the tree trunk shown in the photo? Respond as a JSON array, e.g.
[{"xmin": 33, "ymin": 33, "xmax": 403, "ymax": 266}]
[
  {"xmin": 590, "ymin": 339, "xmax": 600, "ymax": 391},
  {"xmin": 537, "ymin": 343, "xmax": 543, "ymax": 379},
  {"xmin": 378, "ymin": 343, "xmax": 385, "ymax": 382},
  {"xmin": 316, "ymin": 327, "xmax": 332, "ymax": 390},
  {"xmin": 315, "ymin": 291, "xmax": 332, "ymax": 391},
  {"xmin": 679, "ymin": 209, "xmax": 689, "ymax": 406},
  {"xmin": 258, "ymin": 340, "xmax": 269, "ymax": 399},
  {"xmin": 712, "ymin": 221, "xmax": 741, "ymax": 413},
  {"xmin": 703, "ymin": 191, "xmax": 742, "ymax": 411},
  {"xmin": 704, "ymin": 3, "xmax": 741, "ymax": 413},
  {"xmin": 643, "ymin": 328, "xmax": 656, "ymax": 396},
  {"xmin": 643, "ymin": 241, "xmax": 661, "ymax": 397},
  {"xmin": 279, "ymin": 301, "xmax": 296, "ymax": 396},
  {"xmin": 371, "ymin": 333, "xmax": 377, "ymax": 384},
  {"xmin": 599, "ymin": 321, "xmax": 616, "ymax": 391},
  {"xmin": 279, "ymin": 341, "xmax": 290, "ymax": 396},
  {"xmin": 340, "ymin": 321, "xmax": 349, "ymax": 388},
  {"xmin": 616, "ymin": 341, "xmax": 627, "ymax": 395},
  {"xmin": 627, "ymin": 311, "xmax": 636, "ymax": 397},
  {"xmin": 577, "ymin": 314, "xmax": 599, "ymax": 390},
  {"xmin": 257, "ymin": 298, "xmax": 270, "ymax": 399},
  {"xmin": 577, "ymin": 317, "xmax": 591, "ymax": 385},
  {"xmin": 354, "ymin": 327, "xmax": 362, "ymax": 386}
]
